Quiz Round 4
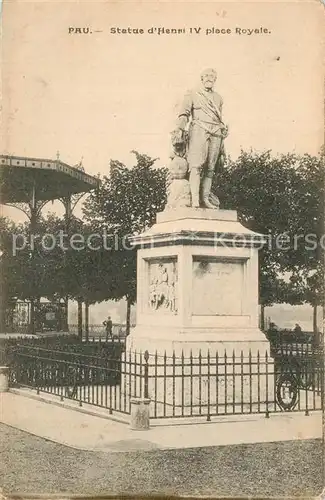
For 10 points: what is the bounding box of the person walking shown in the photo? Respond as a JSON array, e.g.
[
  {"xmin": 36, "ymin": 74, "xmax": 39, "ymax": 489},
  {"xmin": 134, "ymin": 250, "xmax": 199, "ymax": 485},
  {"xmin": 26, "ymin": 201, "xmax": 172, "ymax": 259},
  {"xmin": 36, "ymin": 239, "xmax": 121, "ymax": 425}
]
[{"xmin": 103, "ymin": 316, "xmax": 113, "ymax": 342}]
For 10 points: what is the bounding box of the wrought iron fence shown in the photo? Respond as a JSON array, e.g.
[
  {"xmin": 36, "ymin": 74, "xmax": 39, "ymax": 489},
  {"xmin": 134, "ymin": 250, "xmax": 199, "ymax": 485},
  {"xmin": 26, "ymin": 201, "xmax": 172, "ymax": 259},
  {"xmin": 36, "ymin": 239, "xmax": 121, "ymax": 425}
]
[
  {"xmin": 5, "ymin": 342, "xmax": 323, "ymax": 420},
  {"xmin": 7, "ymin": 344, "xmax": 143, "ymax": 415},
  {"xmin": 68, "ymin": 323, "xmax": 130, "ymax": 341},
  {"xmin": 144, "ymin": 345, "xmax": 323, "ymax": 419}
]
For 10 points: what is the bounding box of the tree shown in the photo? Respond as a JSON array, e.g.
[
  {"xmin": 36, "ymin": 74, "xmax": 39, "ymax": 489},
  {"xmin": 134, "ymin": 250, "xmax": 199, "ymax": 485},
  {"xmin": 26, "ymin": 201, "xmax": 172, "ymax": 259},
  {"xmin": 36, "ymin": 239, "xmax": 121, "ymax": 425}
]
[
  {"xmin": 216, "ymin": 149, "xmax": 324, "ymax": 332},
  {"xmin": 280, "ymin": 152, "xmax": 324, "ymax": 332},
  {"xmin": 31, "ymin": 214, "xmax": 119, "ymax": 337},
  {"xmin": 83, "ymin": 151, "xmax": 167, "ymax": 331},
  {"xmin": 3, "ymin": 149, "xmax": 322, "ymax": 336}
]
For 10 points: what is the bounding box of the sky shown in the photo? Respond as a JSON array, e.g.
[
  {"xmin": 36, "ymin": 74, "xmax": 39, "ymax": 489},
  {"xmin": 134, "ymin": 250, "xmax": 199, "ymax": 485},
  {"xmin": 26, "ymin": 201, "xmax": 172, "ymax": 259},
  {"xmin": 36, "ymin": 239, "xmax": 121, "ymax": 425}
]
[{"xmin": 1, "ymin": 0, "xmax": 324, "ymax": 221}]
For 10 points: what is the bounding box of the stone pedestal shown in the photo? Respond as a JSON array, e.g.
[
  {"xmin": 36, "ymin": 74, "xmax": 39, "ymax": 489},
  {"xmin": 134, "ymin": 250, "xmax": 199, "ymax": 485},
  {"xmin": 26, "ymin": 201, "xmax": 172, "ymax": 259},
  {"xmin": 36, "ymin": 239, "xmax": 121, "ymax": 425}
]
[
  {"xmin": 127, "ymin": 208, "xmax": 270, "ymax": 357},
  {"xmin": 123, "ymin": 208, "xmax": 274, "ymax": 415}
]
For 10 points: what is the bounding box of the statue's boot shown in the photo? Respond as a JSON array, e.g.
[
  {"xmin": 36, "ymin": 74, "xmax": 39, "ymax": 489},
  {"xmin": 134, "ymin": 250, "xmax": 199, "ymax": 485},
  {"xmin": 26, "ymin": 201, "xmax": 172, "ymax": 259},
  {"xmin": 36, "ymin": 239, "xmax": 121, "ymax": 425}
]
[
  {"xmin": 201, "ymin": 176, "xmax": 220, "ymax": 209},
  {"xmin": 189, "ymin": 170, "xmax": 201, "ymax": 208}
]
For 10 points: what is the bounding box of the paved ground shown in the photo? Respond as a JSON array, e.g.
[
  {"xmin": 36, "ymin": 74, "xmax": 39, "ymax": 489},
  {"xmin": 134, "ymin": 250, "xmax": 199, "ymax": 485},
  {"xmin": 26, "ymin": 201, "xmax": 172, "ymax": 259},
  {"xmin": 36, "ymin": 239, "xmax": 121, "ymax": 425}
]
[
  {"xmin": 1, "ymin": 391, "xmax": 323, "ymax": 496},
  {"xmin": 1, "ymin": 391, "xmax": 322, "ymax": 452},
  {"xmin": 0, "ymin": 423, "xmax": 323, "ymax": 497}
]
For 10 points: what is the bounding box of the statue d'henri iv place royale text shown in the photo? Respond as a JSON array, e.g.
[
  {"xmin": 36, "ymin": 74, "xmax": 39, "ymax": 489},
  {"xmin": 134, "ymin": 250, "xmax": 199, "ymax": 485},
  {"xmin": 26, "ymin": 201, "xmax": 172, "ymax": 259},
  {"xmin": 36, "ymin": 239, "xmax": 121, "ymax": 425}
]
[{"xmin": 168, "ymin": 68, "xmax": 228, "ymax": 209}]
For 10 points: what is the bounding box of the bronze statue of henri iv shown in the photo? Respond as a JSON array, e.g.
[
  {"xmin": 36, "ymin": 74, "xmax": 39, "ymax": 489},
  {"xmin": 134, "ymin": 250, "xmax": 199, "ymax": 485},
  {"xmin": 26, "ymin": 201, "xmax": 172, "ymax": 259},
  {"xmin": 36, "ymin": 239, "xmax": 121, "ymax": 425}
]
[{"xmin": 167, "ymin": 68, "xmax": 228, "ymax": 210}]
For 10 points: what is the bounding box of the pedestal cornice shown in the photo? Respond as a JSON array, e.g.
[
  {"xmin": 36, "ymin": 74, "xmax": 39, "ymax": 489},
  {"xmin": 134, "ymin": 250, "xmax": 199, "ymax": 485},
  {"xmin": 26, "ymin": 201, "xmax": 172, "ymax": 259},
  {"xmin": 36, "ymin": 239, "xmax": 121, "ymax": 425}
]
[{"xmin": 130, "ymin": 209, "xmax": 266, "ymax": 249}]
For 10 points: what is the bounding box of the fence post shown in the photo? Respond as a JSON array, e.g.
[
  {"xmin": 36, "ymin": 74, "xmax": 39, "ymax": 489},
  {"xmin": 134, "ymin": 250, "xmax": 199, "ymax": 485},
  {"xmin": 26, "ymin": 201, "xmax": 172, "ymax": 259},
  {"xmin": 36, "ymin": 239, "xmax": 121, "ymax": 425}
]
[
  {"xmin": 130, "ymin": 397, "xmax": 151, "ymax": 430},
  {"xmin": 265, "ymin": 350, "xmax": 270, "ymax": 418},
  {"xmin": 305, "ymin": 342, "xmax": 309, "ymax": 416},
  {"xmin": 129, "ymin": 350, "xmax": 150, "ymax": 430},
  {"xmin": 207, "ymin": 350, "xmax": 211, "ymax": 421},
  {"xmin": 144, "ymin": 350, "xmax": 149, "ymax": 399}
]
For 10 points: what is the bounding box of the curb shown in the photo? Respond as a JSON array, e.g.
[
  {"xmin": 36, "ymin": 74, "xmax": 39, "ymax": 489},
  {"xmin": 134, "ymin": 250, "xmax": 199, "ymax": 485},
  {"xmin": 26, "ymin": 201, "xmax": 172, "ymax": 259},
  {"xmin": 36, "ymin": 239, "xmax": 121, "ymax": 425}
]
[
  {"xmin": 1, "ymin": 420, "xmax": 98, "ymax": 453},
  {"xmin": 9, "ymin": 388, "xmax": 130, "ymax": 426}
]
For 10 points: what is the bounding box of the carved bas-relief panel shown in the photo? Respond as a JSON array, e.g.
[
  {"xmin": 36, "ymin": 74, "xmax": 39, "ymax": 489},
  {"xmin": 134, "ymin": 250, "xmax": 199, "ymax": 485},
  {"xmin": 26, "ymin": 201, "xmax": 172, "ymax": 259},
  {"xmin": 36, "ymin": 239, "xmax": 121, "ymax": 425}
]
[
  {"xmin": 148, "ymin": 259, "xmax": 178, "ymax": 314},
  {"xmin": 192, "ymin": 258, "xmax": 244, "ymax": 316}
]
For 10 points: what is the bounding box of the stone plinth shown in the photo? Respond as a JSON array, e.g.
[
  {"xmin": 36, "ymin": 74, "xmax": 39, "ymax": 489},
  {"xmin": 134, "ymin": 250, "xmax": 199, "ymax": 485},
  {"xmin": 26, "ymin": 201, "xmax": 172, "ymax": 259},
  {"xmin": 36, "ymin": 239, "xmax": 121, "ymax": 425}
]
[{"xmin": 127, "ymin": 208, "xmax": 270, "ymax": 357}]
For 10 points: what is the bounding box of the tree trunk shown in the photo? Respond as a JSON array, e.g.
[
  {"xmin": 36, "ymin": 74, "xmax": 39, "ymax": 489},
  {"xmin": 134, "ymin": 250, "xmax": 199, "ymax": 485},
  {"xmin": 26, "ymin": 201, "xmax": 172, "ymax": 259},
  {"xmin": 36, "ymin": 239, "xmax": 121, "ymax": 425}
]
[
  {"xmin": 0, "ymin": 306, "xmax": 5, "ymax": 333},
  {"xmin": 0, "ymin": 292, "xmax": 7, "ymax": 333},
  {"xmin": 77, "ymin": 298, "xmax": 83, "ymax": 341},
  {"xmin": 126, "ymin": 297, "xmax": 131, "ymax": 336},
  {"xmin": 36, "ymin": 297, "xmax": 41, "ymax": 333},
  {"xmin": 64, "ymin": 297, "xmax": 69, "ymax": 332},
  {"xmin": 85, "ymin": 300, "xmax": 89, "ymax": 342},
  {"xmin": 313, "ymin": 304, "xmax": 318, "ymax": 335},
  {"xmin": 29, "ymin": 299, "xmax": 35, "ymax": 335},
  {"xmin": 260, "ymin": 304, "xmax": 265, "ymax": 331}
]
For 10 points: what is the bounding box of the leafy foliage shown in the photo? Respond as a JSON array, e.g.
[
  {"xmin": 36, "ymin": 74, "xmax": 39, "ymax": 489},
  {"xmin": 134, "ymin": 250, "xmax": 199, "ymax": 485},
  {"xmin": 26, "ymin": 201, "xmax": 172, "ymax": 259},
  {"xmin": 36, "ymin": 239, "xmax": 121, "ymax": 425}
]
[
  {"xmin": 83, "ymin": 151, "xmax": 167, "ymax": 305},
  {"xmin": 216, "ymin": 149, "xmax": 324, "ymax": 317},
  {"xmin": 1, "ymin": 149, "xmax": 323, "ymax": 333}
]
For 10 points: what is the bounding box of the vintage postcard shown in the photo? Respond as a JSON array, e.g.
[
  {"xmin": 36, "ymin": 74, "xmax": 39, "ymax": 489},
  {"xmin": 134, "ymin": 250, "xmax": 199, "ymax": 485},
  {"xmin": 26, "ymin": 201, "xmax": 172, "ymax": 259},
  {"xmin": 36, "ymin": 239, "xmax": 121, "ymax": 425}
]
[{"xmin": 0, "ymin": 0, "xmax": 324, "ymax": 498}]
